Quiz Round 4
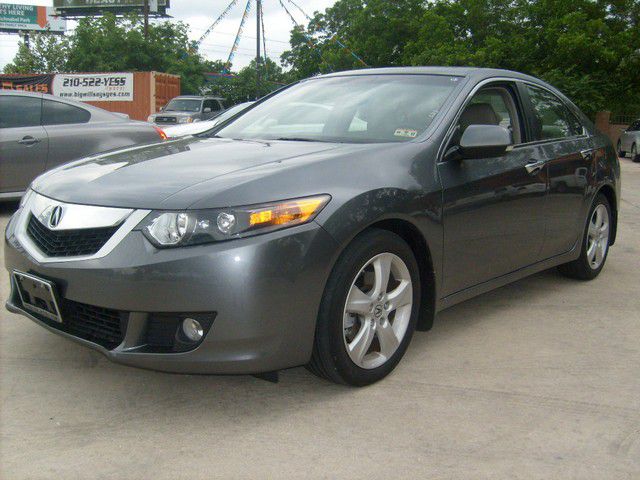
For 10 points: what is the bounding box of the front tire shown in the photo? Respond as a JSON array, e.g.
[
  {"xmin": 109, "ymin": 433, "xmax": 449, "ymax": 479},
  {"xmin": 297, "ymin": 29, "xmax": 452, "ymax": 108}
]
[
  {"xmin": 558, "ymin": 194, "xmax": 612, "ymax": 280},
  {"xmin": 617, "ymin": 140, "xmax": 625, "ymax": 158},
  {"xmin": 307, "ymin": 229, "xmax": 420, "ymax": 386},
  {"xmin": 632, "ymin": 143, "xmax": 639, "ymax": 163}
]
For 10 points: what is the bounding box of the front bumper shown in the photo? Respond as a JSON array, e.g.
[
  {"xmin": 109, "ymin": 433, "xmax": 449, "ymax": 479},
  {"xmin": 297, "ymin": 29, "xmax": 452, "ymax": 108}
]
[{"xmin": 4, "ymin": 204, "xmax": 339, "ymax": 374}]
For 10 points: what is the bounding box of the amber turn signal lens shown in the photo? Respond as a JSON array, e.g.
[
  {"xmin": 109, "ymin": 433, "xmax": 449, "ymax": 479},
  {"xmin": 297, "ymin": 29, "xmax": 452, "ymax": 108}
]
[
  {"xmin": 248, "ymin": 196, "xmax": 330, "ymax": 228},
  {"xmin": 154, "ymin": 126, "xmax": 168, "ymax": 140}
]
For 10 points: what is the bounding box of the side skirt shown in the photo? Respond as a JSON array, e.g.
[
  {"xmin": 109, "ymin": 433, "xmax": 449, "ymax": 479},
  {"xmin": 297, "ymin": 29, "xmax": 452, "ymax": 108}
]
[{"xmin": 436, "ymin": 245, "xmax": 581, "ymax": 312}]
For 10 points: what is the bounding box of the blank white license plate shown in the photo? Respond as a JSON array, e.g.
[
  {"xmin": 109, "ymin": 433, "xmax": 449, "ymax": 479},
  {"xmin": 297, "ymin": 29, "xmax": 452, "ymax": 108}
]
[{"xmin": 13, "ymin": 271, "xmax": 63, "ymax": 323}]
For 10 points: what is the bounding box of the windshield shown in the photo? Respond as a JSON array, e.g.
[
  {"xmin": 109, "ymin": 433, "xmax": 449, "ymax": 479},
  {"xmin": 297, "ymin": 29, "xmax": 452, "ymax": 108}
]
[
  {"xmin": 216, "ymin": 75, "xmax": 460, "ymax": 143},
  {"xmin": 164, "ymin": 98, "xmax": 202, "ymax": 113},
  {"xmin": 213, "ymin": 102, "xmax": 253, "ymax": 124}
]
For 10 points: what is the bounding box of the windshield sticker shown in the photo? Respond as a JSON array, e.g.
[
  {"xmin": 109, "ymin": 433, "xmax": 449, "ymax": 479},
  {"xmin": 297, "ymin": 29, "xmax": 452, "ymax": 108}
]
[{"xmin": 394, "ymin": 128, "xmax": 418, "ymax": 138}]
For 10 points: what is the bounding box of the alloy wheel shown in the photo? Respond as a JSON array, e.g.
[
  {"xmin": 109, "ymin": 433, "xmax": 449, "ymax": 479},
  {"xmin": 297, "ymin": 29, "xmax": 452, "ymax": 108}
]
[
  {"xmin": 586, "ymin": 204, "xmax": 609, "ymax": 270},
  {"xmin": 342, "ymin": 253, "xmax": 413, "ymax": 369}
]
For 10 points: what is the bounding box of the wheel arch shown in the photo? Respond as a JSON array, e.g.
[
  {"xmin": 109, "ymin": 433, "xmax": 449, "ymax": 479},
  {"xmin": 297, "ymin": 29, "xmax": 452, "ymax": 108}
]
[
  {"xmin": 364, "ymin": 218, "xmax": 437, "ymax": 332},
  {"xmin": 597, "ymin": 184, "xmax": 618, "ymax": 245}
]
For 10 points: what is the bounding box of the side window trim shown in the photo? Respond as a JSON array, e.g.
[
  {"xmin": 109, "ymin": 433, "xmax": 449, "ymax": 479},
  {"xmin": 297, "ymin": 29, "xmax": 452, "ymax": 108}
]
[
  {"xmin": 519, "ymin": 81, "xmax": 588, "ymax": 145},
  {"xmin": 42, "ymin": 99, "xmax": 91, "ymax": 126},
  {"xmin": 0, "ymin": 94, "xmax": 43, "ymax": 129},
  {"xmin": 437, "ymin": 78, "xmax": 527, "ymax": 163}
]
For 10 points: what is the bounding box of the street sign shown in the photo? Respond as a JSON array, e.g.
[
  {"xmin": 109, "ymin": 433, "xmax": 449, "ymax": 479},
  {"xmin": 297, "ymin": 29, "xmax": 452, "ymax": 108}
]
[
  {"xmin": 53, "ymin": 0, "xmax": 170, "ymax": 16},
  {"xmin": 0, "ymin": 4, "xmax": 66, "ymax": 33}
]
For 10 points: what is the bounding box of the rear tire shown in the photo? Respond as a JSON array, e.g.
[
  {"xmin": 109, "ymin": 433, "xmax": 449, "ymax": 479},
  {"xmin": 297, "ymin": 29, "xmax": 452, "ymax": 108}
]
[
  {"xmin": 558, "ymin": 194, "xmax": 612, "ymax": 280},
  {"xmin": 631, "ymin": 143, "xmax": 639, "ymax": 163},
  {"xmin": 307, "ymin": 229, "xmax": 420, "ymax": 386}
]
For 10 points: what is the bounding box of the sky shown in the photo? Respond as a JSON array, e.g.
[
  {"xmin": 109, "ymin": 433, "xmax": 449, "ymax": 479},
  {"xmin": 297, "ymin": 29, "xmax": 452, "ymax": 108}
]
[{"xmin": 0, "ymin": 0, "xmax": 337, "ymax": 71}]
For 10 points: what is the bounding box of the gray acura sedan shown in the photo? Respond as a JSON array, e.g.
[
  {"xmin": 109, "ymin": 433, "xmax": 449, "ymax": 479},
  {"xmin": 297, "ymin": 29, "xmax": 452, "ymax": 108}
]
[{"xmin": 4, "ymin": 67, "xmax": 620, "ymax": 386}]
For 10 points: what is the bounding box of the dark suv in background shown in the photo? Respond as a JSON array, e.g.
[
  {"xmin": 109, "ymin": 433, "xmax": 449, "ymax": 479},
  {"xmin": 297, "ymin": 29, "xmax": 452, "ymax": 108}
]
[{"xmin": 148, "ymin": 95, "xmax": 226, "ymax": 125}]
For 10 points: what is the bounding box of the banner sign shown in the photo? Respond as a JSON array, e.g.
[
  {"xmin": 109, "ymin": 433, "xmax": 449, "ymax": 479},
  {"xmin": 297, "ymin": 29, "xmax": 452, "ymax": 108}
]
[
  {"xmin": 53, "ymin": 0, "xmax": 169, "ymax": 15},
  {"xmin": 0, "ymin": 74, "xmax": 54, "ymax": 94},
  {"xmin": 52, "ymin": 73, "xmax": 134, "ymax": 102},
  {"xmin": 0, "ymin": 4, "xmax": 66, "ymax": 33}
]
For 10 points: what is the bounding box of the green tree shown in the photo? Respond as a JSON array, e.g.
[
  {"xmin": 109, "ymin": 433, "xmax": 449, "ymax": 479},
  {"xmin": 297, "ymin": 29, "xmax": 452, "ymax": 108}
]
[
  {"xmin": 282, "ymin": 0, "xmax": 640, "ymax": 117},
  {"xmin": 204, "ymin": 58, "xmax": 293, "ymax": 105},
  {"xmin": 4, "ymin": 14, "xmax": 216, "ymax": 95},
  {"xmin": 4, "ymin": 32, "xmax": 69, "ymax": 73},
  {"xmin": 282, "ymin": 0, "xmax": 423, "ymax": 78}
]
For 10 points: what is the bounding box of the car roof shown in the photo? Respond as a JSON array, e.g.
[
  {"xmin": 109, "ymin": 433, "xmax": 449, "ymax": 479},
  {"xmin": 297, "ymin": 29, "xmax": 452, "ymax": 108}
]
[
  {"xmin": 0, "ymin": 89, "xmax": 134, "ymax": 122},
  {"xmin": 317, "ymin": 66, "xmax": 543, "ymax": 83},
  {"xmin": 314, "ymin": 66, "xmax": 567, "ymax": 104}
]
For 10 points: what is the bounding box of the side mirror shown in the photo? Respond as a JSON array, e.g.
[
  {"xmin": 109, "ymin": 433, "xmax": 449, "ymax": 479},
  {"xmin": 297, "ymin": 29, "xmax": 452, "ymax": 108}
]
[
  {"xmin": 203, "ymin": 107, "xmax": 212, "ymax": 113},
  {"xmin": 458, "ymin": 124, "xmax": 512, "ymax": 159}
]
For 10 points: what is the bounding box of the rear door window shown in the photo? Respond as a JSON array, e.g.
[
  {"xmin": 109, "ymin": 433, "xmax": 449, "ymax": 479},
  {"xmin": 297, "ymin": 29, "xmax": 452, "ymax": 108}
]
[
  {"xmin": 0, "ymin": 95, "xmax": 42, "ymax": 128},
  {"xmin": 526, "ymin": 85, "xmax": 583, "ymax": 140},
  {"xmin": 42, "ymin": 100, "xmax": 91, "ymax": 125}
]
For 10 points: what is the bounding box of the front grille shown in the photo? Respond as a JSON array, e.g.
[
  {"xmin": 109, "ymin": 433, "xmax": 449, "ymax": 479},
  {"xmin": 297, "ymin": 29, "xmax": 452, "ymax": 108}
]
[
  {"xmin": 155, "ymin": 116, "xmax": 177, "ymax": 124},
  {"xmin": 27, "ymin": 214, "xmax": 120, "ymax": 257},
  {"xmin": 61, "ymin": 300, "xmax": 127, "ymax": 350}
]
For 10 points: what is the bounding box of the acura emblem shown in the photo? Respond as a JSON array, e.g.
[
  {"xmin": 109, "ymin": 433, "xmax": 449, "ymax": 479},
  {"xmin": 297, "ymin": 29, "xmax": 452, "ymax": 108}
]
[{"xmin": 48, "ymin": 205, "xmax": 63, "ymax": 228}]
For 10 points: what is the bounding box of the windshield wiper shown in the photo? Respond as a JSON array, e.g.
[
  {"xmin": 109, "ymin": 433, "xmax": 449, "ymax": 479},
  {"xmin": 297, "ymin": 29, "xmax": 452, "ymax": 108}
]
[{"xmin": 274, "ymin": 137, "xmax": 319, "ymax": 142}]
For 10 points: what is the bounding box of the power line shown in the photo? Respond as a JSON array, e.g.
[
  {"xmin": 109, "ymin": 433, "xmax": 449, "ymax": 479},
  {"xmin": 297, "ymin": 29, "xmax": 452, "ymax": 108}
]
[
  {"xmin": 199, "ymin": 40, "xmax": 286, "ymax": 54},
  {"xmin": 190, "ymin": 27, "xmax": 290, "ymax": 45}
]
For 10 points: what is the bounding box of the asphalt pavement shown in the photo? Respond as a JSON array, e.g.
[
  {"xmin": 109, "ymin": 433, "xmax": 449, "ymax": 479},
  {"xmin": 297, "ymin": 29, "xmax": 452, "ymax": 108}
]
[{"xmin": 1, "ymin": 158, "xmax": 638, "ymax": 479}]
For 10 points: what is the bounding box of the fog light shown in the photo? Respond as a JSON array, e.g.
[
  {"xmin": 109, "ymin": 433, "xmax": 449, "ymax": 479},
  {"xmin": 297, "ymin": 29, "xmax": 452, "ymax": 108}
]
[{"xmin": 182, "ymin": 318, "xmax": 203, "ymax": 342}]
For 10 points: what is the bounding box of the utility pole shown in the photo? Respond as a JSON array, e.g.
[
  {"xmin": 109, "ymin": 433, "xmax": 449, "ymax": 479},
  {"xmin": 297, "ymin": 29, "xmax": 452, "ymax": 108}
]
[
  {"xmin": 256, "ymin": 0, "xmax": 261, "ymax": 99},
  {"xmin": 143, "ymin": 0, "xmax": 149, "ymax": 39}
]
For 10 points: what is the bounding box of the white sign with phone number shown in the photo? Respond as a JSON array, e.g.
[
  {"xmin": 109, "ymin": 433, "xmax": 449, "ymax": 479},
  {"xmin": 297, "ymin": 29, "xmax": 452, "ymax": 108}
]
[{"xmin": 52, "ymin": 73, "xmax": 134, "ymax": 102}]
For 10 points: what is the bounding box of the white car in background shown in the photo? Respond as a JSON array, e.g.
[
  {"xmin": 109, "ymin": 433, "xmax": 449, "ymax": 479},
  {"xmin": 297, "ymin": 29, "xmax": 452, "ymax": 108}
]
[
  {"xmin": 617, "ymin": 118, "xmax": 639, "ymax": 162},
  {"xmin": 163, "ymin": 102, "xmax": 254, "ymax": 138}
]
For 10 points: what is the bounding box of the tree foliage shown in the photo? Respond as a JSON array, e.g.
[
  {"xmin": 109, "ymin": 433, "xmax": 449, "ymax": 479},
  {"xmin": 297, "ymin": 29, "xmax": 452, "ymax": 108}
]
[
  {"xmin": 4, "ymin": 14, "xmax": 220, "ymax": 95},
  {"xmin": 4, "ymin": 31, "xmax": 69, "ymax": 74},
  {"xmin": 5, "ymin": 3, "xmax": 638, "ymax": 114},
  {"xmin": 202, "ymin": 58, "xmax": 292, "ymax": 105},
  {"xmin": 4, "ymin": 13, "xmax": 292, "ymax": 102},
  {"xmin": 282, "ymin": 0, "xmax": 640, "ymax": 116}
]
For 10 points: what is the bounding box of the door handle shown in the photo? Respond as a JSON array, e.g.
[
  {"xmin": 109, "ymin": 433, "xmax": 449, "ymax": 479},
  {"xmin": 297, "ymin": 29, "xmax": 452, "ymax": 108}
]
[
  {"xmin": 525, "ymin": 159, "xmax": 546, "ymax": 175},
  {"xmin": 18, "ymin": 136, "xmax": 40, "ymax": 146}
]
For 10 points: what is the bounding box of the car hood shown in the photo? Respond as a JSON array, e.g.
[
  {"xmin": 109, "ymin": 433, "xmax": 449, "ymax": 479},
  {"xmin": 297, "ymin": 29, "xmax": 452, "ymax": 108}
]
[{"xmin": 31, "ymin": 137, "xmax": 346, "ymax": 209}]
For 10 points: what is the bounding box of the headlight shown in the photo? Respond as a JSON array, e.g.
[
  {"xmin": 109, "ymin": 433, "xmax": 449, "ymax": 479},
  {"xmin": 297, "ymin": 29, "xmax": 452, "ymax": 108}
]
[
  {"xmin": 147, "ymin": 115, "xmax": 155, "ymax": 123},
  {"xmin": 177, "ymin": 117, "xmax": 192, "ymax": 124},
  {"xmin": 138, "ymin": 195, "xmax": 331, "ymax": 248}
]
